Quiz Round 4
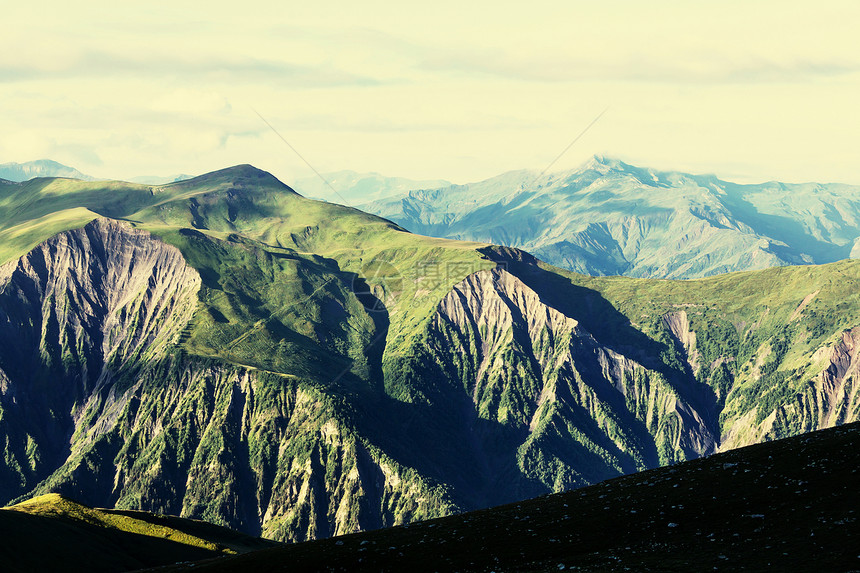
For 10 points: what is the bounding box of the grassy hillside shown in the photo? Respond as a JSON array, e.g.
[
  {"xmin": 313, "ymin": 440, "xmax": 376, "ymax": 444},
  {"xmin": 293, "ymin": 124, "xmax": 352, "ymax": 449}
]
[
  {"xmin": 528, "ymin": 255, "xmax": 860, "ymax": 443},
  {"xmin": 148, "ymin": 421, "xmax": 860, "ymax": 572},
  {"xmin": 0, "ymin": 494, "xmax": 276, "ymax": 572},
  {"xmin": 0, "ymin": 165, "xmax": 490, "ymax": 354}
]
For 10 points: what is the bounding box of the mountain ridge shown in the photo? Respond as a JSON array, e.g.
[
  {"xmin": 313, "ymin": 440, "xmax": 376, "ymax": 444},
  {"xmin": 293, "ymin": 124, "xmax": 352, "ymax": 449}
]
[
  {"xmin": 361, "ymin": 155, "xmax": 860, "ymax": 279},
  {"xmin": 294, "ymin": 170, "xmax": 451, "ymax": 204},
  {"xmin": 0, "ymin": 159, "xmax": 96, "ymax": 182}
]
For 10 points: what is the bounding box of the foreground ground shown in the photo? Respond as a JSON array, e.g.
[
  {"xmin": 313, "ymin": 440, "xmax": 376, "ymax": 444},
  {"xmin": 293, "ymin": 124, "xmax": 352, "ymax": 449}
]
[
  {"xmin": 148, "ymin": 421, "xmax": 860, "ymax": 572},
  {"xmin": 0, "ymin": 494, "xmax": 276, "ymax": 572}
]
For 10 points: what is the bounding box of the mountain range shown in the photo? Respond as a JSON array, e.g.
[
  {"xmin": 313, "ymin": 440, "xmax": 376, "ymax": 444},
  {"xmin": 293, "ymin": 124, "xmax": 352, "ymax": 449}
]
[
  {"xmin": 0, "ymin": 164, "xmax": 858, "ymax": 547},
  {"xmin": 294, "ymin": 170, "xmax": 450, "ymax": 204},
  {"xmin": 0, "ymin": 159, "xmax": 192, "ymax": 186},
  {"xmin": 0, "ymin": 160, "xmax": 95, "ymax": 182},
  {"xmin": 361, "ymin": 156, "xmax": 860, "ymax": 278}
]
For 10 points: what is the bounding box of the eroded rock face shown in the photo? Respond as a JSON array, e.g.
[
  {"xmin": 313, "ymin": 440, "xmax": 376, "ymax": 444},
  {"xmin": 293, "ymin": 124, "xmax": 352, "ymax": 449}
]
[
  {"xmin": 424, "ymin": 268, "xmax": 716, "ymax": 498},
  {"xmin": 718, "ymin": 327, "xmax": 860, "ymax": 453},
  {"xmin": 819, "ymin": 327, "xmax": 860, "ymax": 424},
  {"xmin": 0, "ymin": 218, "xmax": 200, "ymax": 382},
  {"xmin": 662, "ymin": 310, "xmax": 701, "ymax": 376},
  {"xmin": 0, "ymin": 219, "xmax": 201, "ymax": 501},
  {"xmin": 55, "ymin": 362, "xmax": 455, "ymax": 542},
  {"xmin": 0, "ymin": 219, "xmax": 455, "ymax": 542}
]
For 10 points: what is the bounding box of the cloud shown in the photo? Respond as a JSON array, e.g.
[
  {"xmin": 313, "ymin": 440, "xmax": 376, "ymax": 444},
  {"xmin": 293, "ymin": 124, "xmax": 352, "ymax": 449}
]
[
  {"xmin": 150, "ymin": 89, "xmax": 232, "ymax": 116},
  {"xmin": 0, "ymin": 50, "xmax": 383, "ymax": 88},
  {"xmin": 418, "ymin": 49, "xmax": 860, "ymax": 85},
  {"xmin": 262, "ymin": 111, "xmax": 541, "ymax": 134},
  {"xmin": 0, "ymin": 133, "xmax": 103, "ymax": 169}
]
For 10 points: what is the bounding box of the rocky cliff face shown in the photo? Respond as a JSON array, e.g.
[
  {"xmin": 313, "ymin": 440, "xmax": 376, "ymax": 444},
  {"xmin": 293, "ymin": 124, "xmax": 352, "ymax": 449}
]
[
  {"xmin": 29, "ymin": 360, "xmax": 456, "ymax": 542},
  {"xmin": 719, "ymin": 324, "xmax": 860, "ymax": 450},
  {"xmin": 0, "ymin": 218, "xmax": 200, "ymax": 376},
  {"xmin": 818, "ymin": 327, "xmax": 860, "ymax": 426},
  {"xmin": 0, "ymin": 219, "xmax": 200, "ymax": 502},
  {"xmin": 424, "ymin": 269, "xmax": 716, "ymax": 494},
  {"xmin": 0, "ymin": 219, "xmax": 454, "ymax": 542}
]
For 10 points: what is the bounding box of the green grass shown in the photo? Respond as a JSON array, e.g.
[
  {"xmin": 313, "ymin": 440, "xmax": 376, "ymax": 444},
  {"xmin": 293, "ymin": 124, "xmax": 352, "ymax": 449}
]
[
  {"xmin": 0, "ymin": 165, "xmax": 493, "ymax": 370},
  {"xmin": 11, "ymin": 493, "xmax": 243, "ymax": 553},
  {"xmin": 0, "ymin": 207, "xmax": 99, "ymax": 265}
]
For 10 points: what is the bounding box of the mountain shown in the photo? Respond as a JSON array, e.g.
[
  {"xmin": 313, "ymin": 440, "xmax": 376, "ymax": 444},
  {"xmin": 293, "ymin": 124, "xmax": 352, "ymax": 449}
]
[
  {"xmin": 294, "ymin": 170, "xmax": 450, "ymax": 204},
  {"xmin": 0, "ymin": 493, "xmax": 276, "ymax": 572},
  {"xmin": 361, "ymin": 156, "xmax": 860, "ymax": 279},
  {"xmin": 150, "ymin": 421, "xmax": 860, "ymax": 572},
  {"xmin": 0, "ymin": 159, "xmax": 95, "ymax": 182},
  {"xmin": 128, "ymin": 174, "xmax": 195, "ymax": 185},
  {"xmin": 0, "ymin": 164, "xmax": 858, "ymax": 545}
]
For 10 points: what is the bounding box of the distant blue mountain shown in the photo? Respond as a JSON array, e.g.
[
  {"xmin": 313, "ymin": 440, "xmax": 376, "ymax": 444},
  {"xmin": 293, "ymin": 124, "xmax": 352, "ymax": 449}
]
[
  {"xmin": 128, "ymin": 174, "xmax": 195, "ymax": 185},
  {"xmin": 361, "ymin": 155, "xmax": 860, "ymax": 279},
  {"xmin": 0, "ymin": 160, "xmax": 95, "ymax": 182},
  {"xmin": 294, "ymin": 170, "xmax": 450, "ymax": 204}
]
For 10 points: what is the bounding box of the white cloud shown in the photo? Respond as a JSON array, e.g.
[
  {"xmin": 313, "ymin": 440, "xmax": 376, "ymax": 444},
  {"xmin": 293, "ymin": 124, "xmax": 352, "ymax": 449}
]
[
  {"xmin": 150, "ymin": 89, "xmax": 232, "ymax": 116},
  {"xmin": 0, "ymin": 0, "xmax": 859, "ymax": 185}
]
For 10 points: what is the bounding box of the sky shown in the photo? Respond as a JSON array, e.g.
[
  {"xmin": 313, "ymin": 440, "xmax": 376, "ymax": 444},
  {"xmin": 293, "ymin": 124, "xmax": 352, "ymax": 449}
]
[{"xmin": 2, "ymin": 1, "xmax": 860, "ymax": 188}]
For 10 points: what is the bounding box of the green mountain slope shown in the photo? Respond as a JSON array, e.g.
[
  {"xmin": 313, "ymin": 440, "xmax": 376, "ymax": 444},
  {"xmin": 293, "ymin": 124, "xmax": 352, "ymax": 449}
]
[
  {"xmin": 157, "ymin": 421, "xmax": 860, "ymax": 573},
  {"xmin": 0, "ymin": 165, "xmax": 858, "ymax": 544},
  {"xmin": 0, "ymin": 493, "xmax": 276, "ymax": 572},
  {"xmin": 362, "ymin": 156, "xmax": 860, "ymax": 278}
]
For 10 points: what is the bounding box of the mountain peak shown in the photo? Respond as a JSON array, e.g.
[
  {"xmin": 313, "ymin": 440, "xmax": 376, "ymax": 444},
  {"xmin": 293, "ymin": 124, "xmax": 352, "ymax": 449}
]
[
  {"xmin": 582, "ymin": 154, "xmax": 630, "ymax": 173},
  {"xmin": 206, "ymin": 163, "xmax": 273, "ymax": 178},
  {"xmin": 168, "ymin": 164, "xmax": 295, "ymax": 192}
]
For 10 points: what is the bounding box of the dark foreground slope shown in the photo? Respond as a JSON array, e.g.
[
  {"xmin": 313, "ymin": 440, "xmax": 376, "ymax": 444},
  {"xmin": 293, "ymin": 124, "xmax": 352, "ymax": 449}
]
[
  {"xmin": 0, "ymin": 494, "xmax": 277, "ymax": 573},
  {"xmin": 150, "ymin": 421, "xmax": 860, "ymax": 573}
]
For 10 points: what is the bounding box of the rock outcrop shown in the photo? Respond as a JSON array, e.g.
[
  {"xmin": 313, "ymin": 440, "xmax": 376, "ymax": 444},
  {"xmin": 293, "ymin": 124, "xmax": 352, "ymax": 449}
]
[
  {"xmin": 0, "ymin": 219, "xmax": 201, "ymax": 503},
  {"xmin": 419, "ymin": 268, "xmax": 716, "ymax": 498},
  {"xmin": 662, "ymin": 310, "xmax": 701, "ymax": 376}
]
